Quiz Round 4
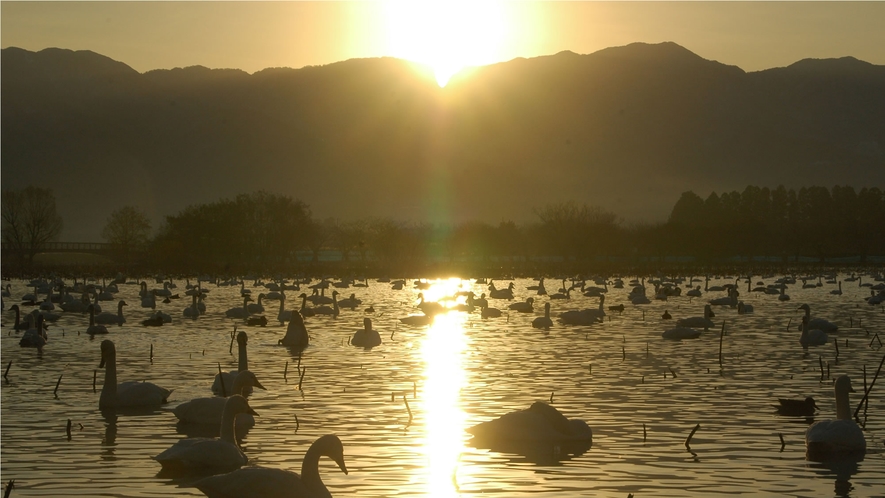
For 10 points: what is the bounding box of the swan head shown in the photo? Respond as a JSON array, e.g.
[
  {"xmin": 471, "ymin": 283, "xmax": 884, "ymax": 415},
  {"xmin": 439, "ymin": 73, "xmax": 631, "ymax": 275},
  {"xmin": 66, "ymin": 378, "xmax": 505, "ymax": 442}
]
[
  {"xmin": 99, "ymin": 339, "xmax": 116, "ymax": 367},
  {"xmin": 835, "ymin": 375, "xmax": 855, "ymax": 395},
  {"xmin": 798, "ymin": 303, "xmax": 811, "ymax": 313},
  {"xmin": 237, "ymin": 331, "xmax": 248, "ymax": 345},
  {"xmin": 224, "ymin": 394, "xmax": 259, "ymax": 417},
  {"xmin": 119, "ymin": 301, "xmax": 127, "ymax": 307},
  {"xmin": 314, "ymin": 434, "xmax": 348, "ymax": 475},
  {"xmin": 234, "ymin": 371, "xmax": 266, "ymax": 392}
]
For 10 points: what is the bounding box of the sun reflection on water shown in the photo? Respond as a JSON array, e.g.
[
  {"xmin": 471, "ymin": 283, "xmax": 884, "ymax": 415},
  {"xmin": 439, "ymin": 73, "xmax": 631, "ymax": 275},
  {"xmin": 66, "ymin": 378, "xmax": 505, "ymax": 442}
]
[{"xmin": 420, "ymin": 281, "xmax": 469, "ymax": 497}]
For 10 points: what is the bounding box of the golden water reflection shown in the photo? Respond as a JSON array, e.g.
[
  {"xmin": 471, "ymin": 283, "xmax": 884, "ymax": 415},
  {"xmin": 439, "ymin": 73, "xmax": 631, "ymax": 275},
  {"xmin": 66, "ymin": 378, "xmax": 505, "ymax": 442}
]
[{"xmin": 420, "ymin": 284, "xmax": 469, "ymax": 498}]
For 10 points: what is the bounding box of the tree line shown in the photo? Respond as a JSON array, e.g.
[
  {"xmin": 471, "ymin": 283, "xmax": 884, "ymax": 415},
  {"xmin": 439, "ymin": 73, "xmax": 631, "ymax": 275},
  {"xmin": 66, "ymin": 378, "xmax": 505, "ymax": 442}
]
[{"xmin": 2, "ymin": 184, "xmax": 884, "ymax": 273}]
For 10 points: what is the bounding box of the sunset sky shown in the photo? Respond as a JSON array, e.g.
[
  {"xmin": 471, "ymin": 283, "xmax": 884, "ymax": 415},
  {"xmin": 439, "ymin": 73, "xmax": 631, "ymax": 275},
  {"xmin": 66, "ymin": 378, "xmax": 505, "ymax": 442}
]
[{"xmin": 3, "ymin": 1, "xmax": 885, "ymax": 86}]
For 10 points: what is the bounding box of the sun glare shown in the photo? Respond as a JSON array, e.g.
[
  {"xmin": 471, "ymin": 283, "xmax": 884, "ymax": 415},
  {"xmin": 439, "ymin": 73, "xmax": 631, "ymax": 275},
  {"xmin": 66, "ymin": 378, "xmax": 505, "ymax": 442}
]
[
  {"xmin": 421, "ymin": 309, "xmax": 468, "ymax": 497},
  {"xmin": 383, "ymin": 1, "xmax": 507, "ymax": 86}
]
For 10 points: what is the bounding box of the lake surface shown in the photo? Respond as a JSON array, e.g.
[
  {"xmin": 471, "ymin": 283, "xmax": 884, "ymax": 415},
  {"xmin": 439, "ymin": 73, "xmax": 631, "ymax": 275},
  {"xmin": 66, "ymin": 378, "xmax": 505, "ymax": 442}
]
[{"xmin": 2, "ymin": 273, "xmax": 884, "ymax": 497}]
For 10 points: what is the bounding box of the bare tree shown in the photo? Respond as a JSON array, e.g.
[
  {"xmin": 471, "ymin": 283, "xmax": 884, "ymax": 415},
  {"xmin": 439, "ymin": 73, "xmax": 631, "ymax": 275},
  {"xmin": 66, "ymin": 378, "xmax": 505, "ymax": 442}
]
[
  {"xmin": 102, "ymin": 206, "xmax": 152, "ymax": 254},
  {"xmin": 1, "ymin": 186, "xmax": 63, "ymax": 264}
]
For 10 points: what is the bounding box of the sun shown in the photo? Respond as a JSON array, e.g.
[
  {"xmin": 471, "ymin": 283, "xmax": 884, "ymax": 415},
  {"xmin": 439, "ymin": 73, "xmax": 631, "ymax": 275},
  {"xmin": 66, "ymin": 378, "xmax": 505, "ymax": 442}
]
[{"xmin": 383, "ymin": 0, "xmax": 507, "ymax": 86}]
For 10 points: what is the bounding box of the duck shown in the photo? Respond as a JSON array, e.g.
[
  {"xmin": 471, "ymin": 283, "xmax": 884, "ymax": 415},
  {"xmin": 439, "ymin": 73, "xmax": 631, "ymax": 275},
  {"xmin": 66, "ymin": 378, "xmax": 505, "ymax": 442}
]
[
  {"xmin": 797, "ymin": 304, "xmax": 838, "ymax": 333},
  {"xmin": 351, "ymin": 317, "xmax": 382, "ymax": 348},
  {"xmin": 193, "ymin": 434, "xmax": 348, "ymax": 498},
  {"xmin": 800, "ymin": 315, "xmax": 829, "ymax": 347},
  {"xmin": 87, "ymin": 304, "xmax": 110, "ymax": 334},
  {"xmin": 508, "ymin": 297, "xmax": 534, "ymax": 313},
  {"xmin": 467, "ymin": 402, "xmax": 591, "ymax": 443},
  {"xmin": 661, "ymin": 310, "xmax": 672, "ymax": 320},
  {"xmin": 98, "ymin": 339, "xmax": 172, "ymax": 409},
  {"xmin": 226, "ymin": 296, "xmax": 252, "ymax": 319},
  {"xmin": 805, "ymin": 375, "xmax": 866, "ymax": 461},
  {"xmin": 676, "ymin": 304, "xmax": 715, "ymax": 330},
  {"xmin": 213, "ymin": 331, "xmax": 250, "ymax": 395},
  {"xmin": 737, "ymin": 301, "xmax": 754, "ymax": 314},
  {"xmin": 662, "ymin": 326, "xmax": 702, "ymax": 340},
  {"xmin": 153, "ymin": 395, "xmax": 258, "ymax": 474},
  {"xmin": 608, "ymin": 303, "xmax": 625, "ymax": 314},
  {"xmin": 532, "ymin": 302, "xmax": 553, "ymax": 330},
  {"xmin": 173, "ymin": 371, "xmax": 266, "ymax": 427},
  {"xmin": 279, "ymin": 311, "xmax": 309, "ymax": 350},
  {"xmin": 774, "ymin": 396, "xmax": 818, "ymax": 416},
  {"xmin": 95, "ymin": 300, "xmax": 127, "ymax": 325}
]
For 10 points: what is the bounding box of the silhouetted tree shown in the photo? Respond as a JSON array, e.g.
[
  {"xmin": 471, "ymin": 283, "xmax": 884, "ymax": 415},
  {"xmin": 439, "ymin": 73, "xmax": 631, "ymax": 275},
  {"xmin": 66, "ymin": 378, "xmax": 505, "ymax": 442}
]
[
  {"xmin": 1, "ymin": 186, "xmax": 63, "ymax": 264},
  {"xmin": 101, "ymin": 206, "xmax": 151, "ymax": 257}
]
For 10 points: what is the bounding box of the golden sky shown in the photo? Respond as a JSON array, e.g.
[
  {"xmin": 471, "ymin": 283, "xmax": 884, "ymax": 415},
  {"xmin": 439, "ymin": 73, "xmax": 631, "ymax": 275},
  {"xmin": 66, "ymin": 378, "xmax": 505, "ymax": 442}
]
[{"xmin": 3, "ymin": 1, "xmax": 885, "ymax": 85}]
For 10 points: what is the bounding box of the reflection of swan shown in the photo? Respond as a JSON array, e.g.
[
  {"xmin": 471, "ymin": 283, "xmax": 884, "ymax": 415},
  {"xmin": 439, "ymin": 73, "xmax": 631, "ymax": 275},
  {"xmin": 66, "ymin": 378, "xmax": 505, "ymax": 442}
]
[
  {"xmin": 351, "ymin": 317, "xmax": 381, "ymax": 348},
  {"xmin": 213, "ymin": 332, "xmax": 249, "ymax": 395},
  {"xmin": 800, "ymin": 315, "xmax": 829, "ymax": 348},
  {"xmin": 174, "ymin": 371, "xmax": 265, "ymax": 427},
  {"xmin": 279, "ymin": 311, "xmax": 309, "ymax": 350},
  {"xmin": 806, "ymin": 375, "xmax": 865, "ymax": 462},
  {"xmin": 775, "ymin": 396, "xmax": 817, "ymax": 416},
  {"xmin": 99, "ymin": 339, "xmax": 171, "ymax": 409},
  {"xmin": 532, "ymin": 302, "xmax": 553, "ymax": 330},
  {"xmin": 468, "ymin": 402, "xmax": 592, "ymax": 443},
  {"xmin": 193, "ymin": 434, "xmax": 348, "ymax": 498},
  {"xmin": 154, "ymin": 395, "xmax": 258, "ymax": 473}
]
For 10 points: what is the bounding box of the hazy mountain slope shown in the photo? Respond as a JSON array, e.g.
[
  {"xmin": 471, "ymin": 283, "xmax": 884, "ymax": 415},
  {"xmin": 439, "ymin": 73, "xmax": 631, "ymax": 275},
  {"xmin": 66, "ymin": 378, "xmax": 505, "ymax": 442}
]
[{"xmin": 3, "ymin": 42, "xmax": 884, "ymax": 240}]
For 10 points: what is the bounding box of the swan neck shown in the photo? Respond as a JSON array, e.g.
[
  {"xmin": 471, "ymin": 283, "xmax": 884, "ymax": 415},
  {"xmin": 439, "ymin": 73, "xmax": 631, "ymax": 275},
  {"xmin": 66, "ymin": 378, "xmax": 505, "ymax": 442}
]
[
  {"xmin": 100, "ymin": 355, "xmax": 118, "ymax": 408},
  {"xmin": 300, "ymin": 442, "xmax": 328, "ymax": 494},
  {"xmin": 219, "ymin": 406, "xmax": 239, "ymax": 445},
  {"xmin": 836, "ymin": 387, "xmax": 852, "ymax": 420}
]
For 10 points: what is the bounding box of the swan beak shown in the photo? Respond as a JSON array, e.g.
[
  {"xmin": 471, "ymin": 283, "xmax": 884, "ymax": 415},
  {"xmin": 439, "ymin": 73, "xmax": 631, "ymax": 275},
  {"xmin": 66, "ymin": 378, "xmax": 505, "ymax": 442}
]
[
  {"xmin": 335, "ymin": 456, "xmax": 349, "ymax": 475},
  {"xmin": 247, "ymin": 406, "xmax": 259, "ymax": 416},
  {"xmin": 253, "ymin": 379, "xmax": 267, "ymax": 390}
]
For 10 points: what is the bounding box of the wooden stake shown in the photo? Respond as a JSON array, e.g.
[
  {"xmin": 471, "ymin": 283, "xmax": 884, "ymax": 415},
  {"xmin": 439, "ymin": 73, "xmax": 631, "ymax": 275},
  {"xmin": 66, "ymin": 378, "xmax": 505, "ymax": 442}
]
[
  {"xmin": 53, "ymin": 374, "xmax": 63, "ymax": 397},
  {"xmin": 217, "ymin": 363, "xmax": 227, "ymax": 397},
  {"xmin": 284, "ymin": 361, "xmax": 289, "ymax": 380},
  {"xmin": 818, "ymin": 356, "xmax": 824, "ymax": 381},
  {"xmin": 294, "ymin": 413, "xmax": 299, "ymax": 431},
  {"xmin": 66, "ymin": 419, "xmax": 72, "ymax": 440},
  {"xmin": 404, "ymin": 396, "xmax": 413, "ymax": 424},
  {"xmin": 150, "ymin": 343, "xmax": 153, "ymax": 364},
  {"xmin": 685, "ymin": 423, "xmax": 700, "ymax": 449},
  {"xmin": 719, "ymin": 321, "xmax": 725, "ymax": 366},
  {"xmin": 785, "ymin": 317, "xmax": 792, "ymax": 332},
  {"xmin": 549, "ymin": 391, "xmax": 554, "ymax": 403},
  {"xmin": 668, "ymin": 367, "xmax": 677, "ymax": 378},
  {"xmin": 93, "ymin": 370, "xmax": 97, "ymax": 393},
  {"xmin": 854, "ymin": 355, "xmax": 885, "ymax": 419},
  {"xmin": 4, "ymin": 361, "xmax": 11, "ymax": 381},
  {"xmin": 835, "ymin": 338, "xmax": 840, "ymax": 357},
  {"xmin": 298, "ymin": 367, "xmax": 306, "ymax": 390},
  {"xmin": 778, "ymin": 433, "xmax": 785, "ymax": 452},
  {"xmin": 643, "ymin": 423, "xmax": 647, "ymax": 442}
]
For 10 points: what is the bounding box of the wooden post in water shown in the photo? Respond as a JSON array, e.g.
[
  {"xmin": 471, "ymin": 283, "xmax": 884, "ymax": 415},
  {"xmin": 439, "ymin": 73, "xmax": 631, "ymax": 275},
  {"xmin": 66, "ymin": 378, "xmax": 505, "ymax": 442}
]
[
  {"xmin": 217, "ymin": 363, "xmax": 227, "ymax": 397},
  {"xmin": 718, "ymin": 321, "xmax": 725, "ymax": 366},
  {"xmin": 854, "ymin": 355, "xmax": 885, "ymax": 420},
  {"xmin": 298, "ymin": 367, "xmax": 306, "ymax": 390},
  {"xmin": 4, "ymin": 361, "xmax": 11, "ymax": 381},
  {"xmin": 284, "ymin": 361, "xmax": 288, "ymax": 381},
  {"xmin": 685, "ymin": 423, "xmax": 700, "ymax": 450},
  {"xmin": 53, "ymin": 374, "xmax": 63, "ymax": 397}
]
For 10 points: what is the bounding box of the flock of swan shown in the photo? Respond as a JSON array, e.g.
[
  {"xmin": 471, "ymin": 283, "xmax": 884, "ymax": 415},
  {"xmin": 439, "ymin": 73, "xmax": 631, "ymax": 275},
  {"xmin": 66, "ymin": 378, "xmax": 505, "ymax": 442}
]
[{"xmin": 3, "ymin": 269, "xmax": 884, "ymax": 495}]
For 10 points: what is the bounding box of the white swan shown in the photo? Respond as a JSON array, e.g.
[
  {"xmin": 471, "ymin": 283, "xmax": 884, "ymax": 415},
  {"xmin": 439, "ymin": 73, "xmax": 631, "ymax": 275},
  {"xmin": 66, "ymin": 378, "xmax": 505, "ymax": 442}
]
[
  {"xmin": 174, "ymin": 371, "xmax": 265, "ymax": 427},
  {"xmin": 805, "ymin": 375, "xmax": 865, "ymax": 461},
  {"xmin": 676, "ymin": 304, "xmax": 715, "ymax": 330},
  {"xmin": 193, "ymin": 434, "xmax": 348, "ymax": 498},
  {"xmin": 279, "ymin": 311, "xmax": 309, "ymax": 350},
  {"xmin": 532, "ymin": 302, "xmax": 553, "ymax": 330},
  {"xmin": 797, "ymin": 304, "xmax": 838, "ymax": 332},
  {"xmin": 225, "ymin": 296, "xmax": 252, "ymax": 319},
  {"xmin": 351, "ymin": 317, "xmax": 381, "ymax": 348},
  {"xmin": 99, "ymin": 339, "xmax": 171, "ymax": 409},
  {"xmin": 800, "ymin": 315, "xmax": 829, "ymax": 347},
  {"xmin": 153, "ymin": 395, "xmax": 258, "ymax": 473},
  {"xmin": 467, "ymin": 402, "xmax": 592, "ymax": 443},
  {"xmin": 298, "ymin": 293, "xmax": 316, "ymax": 318},
  {"xmin": 87, "ymin": 304, "xmax": 109, "ymax": 335},
  {"xmin": 213, "ymin": 331, "xmax": 250, "ymax": 395},
  {"xmin": 95, "ymin": 300, "xmax": 127, "ymax": 325}
]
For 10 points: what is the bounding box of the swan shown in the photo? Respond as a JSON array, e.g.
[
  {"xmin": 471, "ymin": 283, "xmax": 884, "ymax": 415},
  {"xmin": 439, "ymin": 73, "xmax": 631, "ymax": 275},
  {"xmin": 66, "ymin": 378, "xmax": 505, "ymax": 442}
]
[
  {"xmin": 830, "ymin": 281, "xmax": 843, "ymax": 295},
  {"xmin": 193, "ymin": 434, "xmax": 348, "ymax": 498},
  {"xmin": 226, "ymin": 296, "xmax": 252, "ymax": 319},
  {"xmin": 311, "ymin": 291, "xmax": 339, "ymax": 317},
  {"xmin": 279, "ymin": 311, "xmax": 309, "ymax": 350},
  {"xmin": 98, "ymin": 339, "xmax": 172, "ymax": 409},
  {"xmin": 778, "ymin": 286, "xmax": 791, "ymax": 302},
  {"xmin": 548, "ymin": 288, "xmax": 571, "ymax": 300},
  {"xmin": 709, "ymin": 288, "xmax": 737, "ymax": 306},
  {"xmin": 95, "ymin": 300, "xmax": 127, "ymax": 325},
  {"xmin": 800, "ymin": 315, "xmax": 829, "ymax": 347},
  {"xmin": 184, "ymin": 294, "xmax": 201, "ymax": 319},
  {"xmin": 676, "ymin": 305, "xmax": 716, "ymax": 330},
  {"xmin": 686, "ymin": 286, "xmax": 702, "ymax": 297},
  {"xmin": 246, "ymin": 294, "xmax": 266, "ymax": 314},
  {"xmin": 351, "ymin": 317, "xmax": 382, "ymax": 348},
  {"xmin": 174, "ymin": 371, "xmax": 266, "ymax": 427},
  {"xmin": 797, "ymin": 304, "xmax": 838, "ymax": 333},
  {"xmin": 298, "ymin": 293, "xmax": 317, "ymax": 318},
  {"xmin": 474, "ymin": 293, "xmax": 489, "ymax": 309},
  {"xmin": 277, "ymin": 295, "xmax": 294, "ymax": 323},
  {"xmin": 467, "ymin": 402, "xmax": 591, "ymax": 443},
  {"xmin": 338, "ymin": 293, "xmax": 362, "ymax": 310},
  {"xmin": 508, "ymin": 297, "xmax": 534, "ymax": 313},
  {"xmin": 400, "ymin": 314, "xmax": 433, "ymax": 326},
  {"xmin": 774, "ymin": 396, "xmax": 817, "ymax": 416},
  {"xmin": 805, "ymin": 375, "xmax": 866, "ymax": 461},
  {"xmin": 1, "ymin": 283, "xmax": 9, "ymax": 298},
  {"xmin": 19, "ymin": 313, "xmax": 48, "ymax": 349},
  {"xmin": 480, "ymin": 305, "xmax": 502, "ymax": 319},
  {"xmin": 9, "ymin": 304, "xmax": 32, "ymax": 330},
  {"xmin": 87, "ymin": 304, "xmax": 109, "ymax": 334},
  {"xmin": 662, "ymin": 326, "xmax": 702, "ymax": 340},
  {"xmin": 153, "ymin": 395, "xmax": 258, "ymax": 474},
  {"xmin": 559, "ymin": 295, "xmax": 606, "ymax": 325},
  {"xmin": 246, "ymin": 315, "xmax": 268, "ymax": 327},
  {"xmin": 213, "ymin": 331, "xmax": 250, "ymax": 395},
  {"xmin": 416, "ymin": 293, "xmax": 444, "ymax": 316},
  {"xmin": 488, "ymin": 281, "xmax": 515, "ymax": 300},
  {"xmin": 532, "ymin": 302, "xmax": 553, "ymax": 330},
  {"xmin": 737, "ymin": 301, "xmax": 754, "ymax": 314}
]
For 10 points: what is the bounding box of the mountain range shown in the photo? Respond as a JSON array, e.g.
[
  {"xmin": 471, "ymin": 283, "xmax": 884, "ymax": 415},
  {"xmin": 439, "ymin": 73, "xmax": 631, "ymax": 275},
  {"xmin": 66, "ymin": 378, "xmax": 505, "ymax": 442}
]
[{"xmin": 2, "ymin": 42, "xmax": 884, "ymax": 241}]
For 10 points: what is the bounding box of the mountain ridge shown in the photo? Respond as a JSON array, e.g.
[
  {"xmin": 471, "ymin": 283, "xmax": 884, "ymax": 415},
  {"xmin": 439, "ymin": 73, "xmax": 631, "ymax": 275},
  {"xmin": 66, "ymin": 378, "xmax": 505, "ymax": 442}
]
[{"xmin": 2, "ymin": 42, "xmax": 883, "ymax": 240}]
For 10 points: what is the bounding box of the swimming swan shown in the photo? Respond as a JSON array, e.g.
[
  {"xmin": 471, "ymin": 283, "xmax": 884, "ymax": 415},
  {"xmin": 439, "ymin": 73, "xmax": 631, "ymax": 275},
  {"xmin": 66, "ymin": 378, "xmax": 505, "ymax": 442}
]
[
  {"xmin": 174, "ymin": 371, "xmax": 265, "ymax": 427},
  {"xmin": 99, "ymin": 339, "xmax": 171, "ymax": 409},
  {"xmin": 805, "ymin": 375, "xmax": 865, "ymax": 461},
  {"xmin": 279, "ymin": 311, "xmax": 309, "ymax": 350},
  {"xmin": 662, "ymin": 326, "xmax": 702, "ymax": 340},
  {"xmin": 95, "ymin": 300, "xmax": 127, "ymax": 325},
  {"xmin": 467, "ymin": 401, "xmax": 592, "ymax": 443},
  {"xmin": 532, "ymin": 302, "xmax": 553, "ymax": 330},
  {"xmin": 797, "ymin": 304, "xmax": 838, "ymax": 333},
  {"xmin": 351, "ymin": 317, "xmax": 381, "ymax": 348},
  {"xmin": 676, "ymin": 305, "xmax": 715, "ymax": 330},
  {"xmin": 213, "ymin": 331, "xmax": 250, "ymax": 395},
  {"xmin": 193, "ymin": 434, "xmax": 348, "ymax": 498},
  {"xmin": 87, "ymin": 304, "xmax": 110, "ymax": 335},
  {"xmin": 154, "ymin": 395, "xmax": 258, "ymax": 473},
  {"xmin": 800, "ymin": 315, "xmax": 829, "ymax": 348},
  {"xmin": 774, "ymin": 396, "xmax": 818, "ymax": 416}
]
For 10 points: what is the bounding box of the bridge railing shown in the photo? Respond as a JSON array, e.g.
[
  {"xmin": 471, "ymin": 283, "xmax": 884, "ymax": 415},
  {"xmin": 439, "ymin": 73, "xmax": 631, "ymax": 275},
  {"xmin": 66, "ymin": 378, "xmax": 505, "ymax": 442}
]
[{"xmin": 0, "ymin": 242, "xmax": 135, "ymax": 253}]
